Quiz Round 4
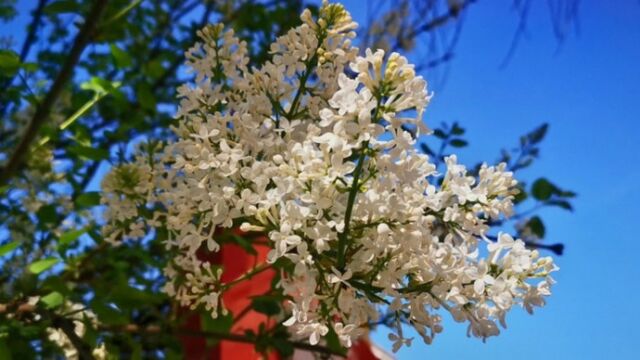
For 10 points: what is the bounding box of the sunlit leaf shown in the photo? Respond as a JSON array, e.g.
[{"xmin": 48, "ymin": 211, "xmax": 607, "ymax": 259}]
[
  {"xmin": 0, "ymin": 241, "xmax": 19, "ymax": 257},
  {"xmin": 40, "ymin": 291, "xmax": 64, "ymax": 309},
  {"xmin": 28, "ymin": 258, "xmax": 60, "ymax": 274},
  {"xmin": 59, "ymin": 228, "xmax": 87, "ymax": 246},
  {"xmin": 80, "ymin": 77, "xmax": 120, "ymax": 95}
]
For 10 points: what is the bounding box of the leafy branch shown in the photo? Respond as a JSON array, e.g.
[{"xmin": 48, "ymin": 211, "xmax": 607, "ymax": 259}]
[{"xmin": 0, "ymin": 0, "xmax": 111, "ymax": 187}]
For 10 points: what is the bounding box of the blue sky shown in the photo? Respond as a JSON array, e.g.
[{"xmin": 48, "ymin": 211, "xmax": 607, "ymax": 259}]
[
  {"xmin": 338, "ymin": 0, "xmax": 640, "ymax": 358},
  {"xmin": 3, "ymin": 1, "xmax": 640, "ymax": 359}
]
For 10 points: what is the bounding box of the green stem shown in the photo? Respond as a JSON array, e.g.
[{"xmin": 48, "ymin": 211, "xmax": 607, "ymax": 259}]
[
  {"xmin": 221, "ymin": 263, "xmax": 272, "ymax": 290},
  {"xmin": 38, "ymin": 91, "xmax": 109, "ymax": 147},
  {"xmin": 336, "ymin": 95, "xmax": 383, "ymax": 270},
  {"xmin": 283, "ymin": 30, "xmax": 328, "ymax": 123},
  {"xmin": 100, "ymin": 0, "xmax": 144, "ymax": 28},
  {"xmin": 336, "ymin": 141, "xmax": 368, "ymax": 270}
]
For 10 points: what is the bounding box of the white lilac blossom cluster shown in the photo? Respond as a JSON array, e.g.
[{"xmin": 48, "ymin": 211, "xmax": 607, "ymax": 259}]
[
  {"xmin": 45, "ymin": 301, "xmax": 107, "ymax": 359},
  {"xmin": 101, "ymin": 1, "xmax": 558, "ymax": 351}
]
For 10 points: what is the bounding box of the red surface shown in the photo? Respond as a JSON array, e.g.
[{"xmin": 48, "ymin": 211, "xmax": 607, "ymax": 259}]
[
  {"xmin": 179, "ymin": 230, "xmax": 278, "ymax": 360},
  {"xmin": 179, "ymin": 230, "xmax": 379, "ymax": 360},
  {"xmin": 347, "ymin": 339, "xmax": 380, "ymax": 360}
]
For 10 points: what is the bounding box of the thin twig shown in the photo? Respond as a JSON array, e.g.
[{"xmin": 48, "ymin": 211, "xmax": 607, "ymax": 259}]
[
  {"xmin": 0, "ymin": 0, "xmax": 49, "ymax": 116},
  {"xmin": 19, "ymin": 0, "xmax": 49, "ymax": 61},
  {"xmin": 499, "ymin": 0, "xmax": 532, "ymax": 69},
  {"xmin": 404, "ymin": 0, "xmax": 477, "ymax": 41},
  {"xmin": 0, "ymin": 0, "xmax": 111, "ymax": 187}
]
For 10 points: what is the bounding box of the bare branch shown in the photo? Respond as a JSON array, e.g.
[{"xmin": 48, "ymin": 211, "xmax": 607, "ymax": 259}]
[
  {"xmin": 499, "ymin": 0, "xmax": 532, "ymax": 69},
  {"xmin": 19, "ymin": 0, "xmax": 49, "ymax": 61},
  {"xmin": 405, "ymin": 0, "xmax": 477, "ymax": 41}
]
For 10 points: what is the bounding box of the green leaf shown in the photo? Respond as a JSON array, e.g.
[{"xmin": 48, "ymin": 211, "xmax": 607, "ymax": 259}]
[
  {"xmin": 21, "ymin": 62, "xmax": 38, "ymax": 73},
  {"xmin": 68, "ymin": 145, "xmax": 109, "ymax": 161},
  {"xmin": 90, "ymin": 300, "xmax": 128, "ymax": 326},
  {"xmin": 80, "ymin": 77, "xmax": 120, "ymax": 95},
  {"xmin": 110, "ymin": 44, "xmax": 132, "ymax": 68},
  {"xmin": 527, "ymin": 216, "xmax": 546, "ymax": 238},
  {"xmin": 136, "ymin": 83, "xmax": 156, "ymax": 111},
  {"xmin": 512, "ymin": 185, "xmax": 528, "ymax": 204},
  {"xmin": 28, "ymin": 258, "xmax": 60, "ymax": 274},
  {"xmin": 0, "ymin": 241, "xmax": 19, "ymax": 257},
  {"xmin": 231, "ymin": 235, "xmax": 258, "ymax": 255},
  {"xmin": 531, "ymin": 178, "xmax": 555, "ymax": 201},
  {"xmin": 42, "ymin": 275, "xmax": 72, "ymax": 296},
  {"xmin": 0, "ymin": 1, "xmax": 17, "ymax": 21},
  {"xmin": 558, "ymin": 190, "xmax": 577, "ymax": 198},
  {"xmin": 527, "ymin": 123, "xmax": 548, "ymax": 144},
  {"xmin": 201, "ymin": 312, "xmax": 233, "ymax": 332},
  {"xmin": 0, "ymin": 50, "xmax": 19, "ymax": 77},
  {"xmin": 75, "ymin": 192, "xmax": 101, "ymax": 208},
  {"xmin": 59, "ymin": 228, "xmax": 86, "ymax": 246},
  {"xmin": 546, "ymin": 199, "xmax": 573, "ymax": 212},
  {"xmin": 201, "ymin": 312, "xmax": 233, "ymax": 346},
  {"xmin": 433, "ymin": 129, "xmax": 446, "ymax": 139},
  {"xmin": 271, "ymin": 337, "xmax": 294, "ymax": 357},
  {"xmin": 324, "ymin": 326, "xmax": 347, "ymax": 356},
  {"xmin": 40, "ymin": 291, "xmax": 64, "ymax": 309},
  {"xmin": 251, "ymin": 296, "xmax": 280, "ymax": 316},
  {"xmin": 420, "ymin": 143, "xmax": 434, "ymax": 156},
  {"xmin": 449, "ymin": 139, "xmax": 468, "ymax": 148},
  {"xmin": 36, "ymin": 204, "xmax": 58, "ymax": 225},
  {"xmin": 0, "ymin": 338, "xmax": 11, "ymax": 360},
  {"xmin": 72, "ymin": 124, "xmax": 92, "ymax": 147},
  {"xmin": 110, "ymin": 283, "xmax": 160, "ymax": 308},
  {"xmin": 143, "ymin": 59, "xmax": 164, "ymax": 78},
  {"xmin": 44, "ymin": 0, "xmax": 78, "ymax": 14},
  {"xmin": 451, "ymin": 122, "xmax": 465, "ymax": 135}
]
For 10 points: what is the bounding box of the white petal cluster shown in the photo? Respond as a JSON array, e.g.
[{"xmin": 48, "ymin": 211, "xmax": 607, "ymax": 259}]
[
  {"xmin": 101, "ymin": 1, "xmax": 558, "ymax": 351},
  {"xmin": 46, "ymin": 302, "xmax": 107, "ymax": 360}
]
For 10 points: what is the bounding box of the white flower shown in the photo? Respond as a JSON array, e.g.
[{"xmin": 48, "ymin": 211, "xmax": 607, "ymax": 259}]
[
  {"xmin": 388, "ymin": 331, "xmax": 413, "ymax": 352},
  {"xmin": 100, "ymin": 0, "xmax": 558, "ymax": 351},
  {"xmin": 334, "ymin": 322, "xmax": 357, "ymax": 347},
  {"xmin": 327, "ymin": 267, "xmax": 353, "ymax": 284}
]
